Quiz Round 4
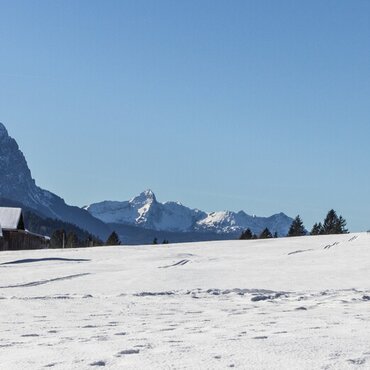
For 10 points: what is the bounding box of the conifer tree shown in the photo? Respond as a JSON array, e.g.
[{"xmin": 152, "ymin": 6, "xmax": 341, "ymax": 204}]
[
  {"xmin": 106, "ymin": 231, "xmax": 121, "ymax": 246},
  {"xmin": 310, "ymin": 222, "xmax": 323, "ymax": 235},
  {"xmin": 259, "ymin": 227, "xmax": 273, "ymax": 239},
  {"xmin": 50, "ymin": 229, "xmax": 65, "ymax": 248},
  {"xmin": 287, "ymin": 215, "xmax": 306, "ymax": 237},
  {"xmin": 239, "ymin": 228, "xmax": 253, "ymax": 240},
  {"xmin": 66, "ymin": 232, "xmax": 78, "ymax": 248},
  {"xmin": 322, "ymin": 209, "xmax": 348, "ymax": 234},
  {"xmin": 310, "ymin": 210, "xmax": 348, "ymax": 235},
  {"xmin": 337, "ymin": 216, "xmax": 348, "ymax": 234}
]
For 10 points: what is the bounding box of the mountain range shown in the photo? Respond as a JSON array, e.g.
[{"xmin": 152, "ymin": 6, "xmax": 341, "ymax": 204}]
[
  {"xmin": 84, "ymin": 190, "xmax": 293, "ymax": 238},
  {"xmin": 0, "ymin": 122, "xmax": 294, "ymax": 244}
]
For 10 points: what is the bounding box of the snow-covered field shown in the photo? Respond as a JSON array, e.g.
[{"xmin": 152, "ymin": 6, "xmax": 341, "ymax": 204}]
[{"xmin": 1, "ymin": 233, "xmax": 370, "ymax": 369}]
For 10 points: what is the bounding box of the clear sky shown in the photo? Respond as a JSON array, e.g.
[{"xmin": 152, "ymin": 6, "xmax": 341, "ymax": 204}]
[{"xmin": 0, "ymin": 0, "xmax": 369, "ymax": 231}]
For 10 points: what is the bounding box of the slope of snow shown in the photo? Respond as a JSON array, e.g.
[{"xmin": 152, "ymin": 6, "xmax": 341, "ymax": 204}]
[
  {"xmin": 0, "ymin": 233, "xmax": 370, "ymax": 369},
  {"xmin": 85, "ymin": 190, "xmax": 293, "ymax": 236}
]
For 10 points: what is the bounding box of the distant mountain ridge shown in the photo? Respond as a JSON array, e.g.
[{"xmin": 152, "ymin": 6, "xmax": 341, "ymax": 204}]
[
  {"xmin": 84, "ymin": 190, "xmax": 206, "ymax": 232},
  {"xmin": 0, "ymin": 122, "xmax": 110, "ymax": 239},
  {"xmin": 0, "ymin": 121, "xmax": 294, "ymax": 244},
  {"xmin": 85, "ymin": 190, "xmax": 293, "ymax": 238}
]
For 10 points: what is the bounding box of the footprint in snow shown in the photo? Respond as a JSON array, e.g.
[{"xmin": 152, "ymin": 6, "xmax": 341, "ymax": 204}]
[
  {"xmin": 347, "ymin": 358, "xmax": 366, "ymax": 365},
  {"xmin": 116, "ymin": 349, "xmax": 140, "ymax": 357},
  {"xmin": 158, "ymin": 259, "xmax": 190, "ymax": 269},
  {"xmin": 90, "ymin": 361, "xmax": 106, "ymax": 367},
  {"xmin": 288, "ymin": 249, "xmax": 313, "ymax": 255}
]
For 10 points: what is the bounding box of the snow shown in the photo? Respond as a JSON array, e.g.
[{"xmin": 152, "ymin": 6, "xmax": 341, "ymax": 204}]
[
  {"xmin": 0, "ymin": 207, "xmax": 22, "ymax": 230},
  {"xmin": 1, "ymin": 233, "xmax": 370, "ymax": 369}
]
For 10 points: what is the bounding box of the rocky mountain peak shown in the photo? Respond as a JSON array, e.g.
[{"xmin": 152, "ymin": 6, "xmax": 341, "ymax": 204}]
[
  {"xmin": 0, "ymin": 122, "xmax": 110, "ymax": 238},
  {"xmin": 0, "ymin": 122, "xmax": 8, "ymax": 138},
  {"xmin": 0, "ymin": 124, "xmax": 37, "ymax": 205},
  {"xmin": 130, "ymin": 189, "xmax": 157, "ymax": 205}
]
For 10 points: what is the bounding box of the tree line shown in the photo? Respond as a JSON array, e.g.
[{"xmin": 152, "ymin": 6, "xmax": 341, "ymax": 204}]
[
  {"xmin": 50, "ymin": 230, "xmax": 121, "ymax": 248},
  {"xmin": 50, "ymin": 230, "xmax": 172, "ymax": 248},
  {"xmin": 239, "ymin": 209, "xmax": 348, "ymax": 240},
  {"xmin": 51, "ymin": 209, "xmax": 349, "ymax": 247},
  {"xmin": 239, "ymin": 228, "xmax": 278, "ymax": 240}
]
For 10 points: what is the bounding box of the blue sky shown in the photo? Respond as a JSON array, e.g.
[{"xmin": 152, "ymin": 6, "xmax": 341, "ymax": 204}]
[{"xmin": 0, "ymin": 0, "xmax": 369, "ymax": 231}]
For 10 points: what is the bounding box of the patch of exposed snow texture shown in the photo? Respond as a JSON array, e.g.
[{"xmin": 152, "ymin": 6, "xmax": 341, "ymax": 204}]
[
  {"xmin": 85, "ymin": 191, "xmax": 293, "ymax": 236},
  {"xmin": 0, "ymin": 233, "xmax": 370, "ymax": 369}
]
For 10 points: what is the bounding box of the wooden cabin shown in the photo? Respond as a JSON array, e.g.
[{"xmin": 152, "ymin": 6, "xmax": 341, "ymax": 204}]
[{"xmin": 0, "ymin": 207, "xmax": 50, "ymax": 251}]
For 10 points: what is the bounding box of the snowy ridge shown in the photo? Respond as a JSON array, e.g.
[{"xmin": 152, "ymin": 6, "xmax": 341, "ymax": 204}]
[{"xmin": 85, "ymin": 190, "xmax": 293, "ymax": 236}]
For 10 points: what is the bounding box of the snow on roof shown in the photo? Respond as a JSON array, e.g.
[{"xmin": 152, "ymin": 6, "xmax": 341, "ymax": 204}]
[{"xmin": 0, "ymin": 207, "xmax": 23, "ymax": 230}]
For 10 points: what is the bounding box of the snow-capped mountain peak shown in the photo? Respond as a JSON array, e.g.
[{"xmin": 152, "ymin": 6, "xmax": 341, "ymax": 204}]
[
  {"xmin": 130, "ymin": 189, "xmax": 157, "ymax": 205},
  {"xmin": 84, "ymin": 190, "xmax": 205, "ymax": 232},
  {"xmin": 86, "ymin": 191, "xmax": 293, "ymax": 237}
]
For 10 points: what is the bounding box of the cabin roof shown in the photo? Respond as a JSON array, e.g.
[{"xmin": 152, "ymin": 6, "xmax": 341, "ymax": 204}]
[{"xmin": 0, "ymin": 207, "xmax": 23, "ymax": 230}]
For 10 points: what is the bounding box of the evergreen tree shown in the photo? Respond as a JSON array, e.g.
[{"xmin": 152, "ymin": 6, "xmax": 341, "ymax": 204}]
[
  {"xmin": 86, "ymin": 235, "xmax": 93, "ymax": 248},
  {"xmin": 50, "ymin": 229, "xmax": 65, "ymax": 248},
  {"xmin": 259, "ymin": 227, "xmax": 273, "ymax": 239},
  {"xmin": 85, "ymin": 236, "xmax": 103, "ymax": 247},
  {"xmin": 337, "ymin": 216, "xmax": 348, "ymax": 234},
  {"xmin": 66, "ymin": 232, "xmax": 78, "ymax": 248},
  {"xmin": 322, "ymin": 209, "xmax": 348, "ymax": 234},
  {"xmin": 50, "ymin": 229, "xmax": 102, "ymax": 248},
  {"xmin": 153, "ymin": 237, "xmax": 158, "ymax": 245},
  {"xmin": 287, "ymin": 215, "xmax": 306, "ymax": 237},
  {"xmin": 310, "ymin": 222, "xmax": 323, "ymax": 235},
  {"xmin": 106, "ymin": 231, "xmax": 121, "ymax": 246},
  {"xmin": 239, "ymin": 228, "xmax": 253, "ymax": 240},
  {"xmin": 273, "ymin": 231, "xmax": 278, "ymax": 238}
]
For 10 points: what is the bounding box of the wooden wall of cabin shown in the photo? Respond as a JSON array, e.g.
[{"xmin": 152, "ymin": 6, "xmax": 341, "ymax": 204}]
[
  {"xmin": 0, "ymin": 231, "xmax": 49, "ymax": 251},
  {"xmin": 0, "ymin": 236, "xmax": 5, "ymax": 251}
]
